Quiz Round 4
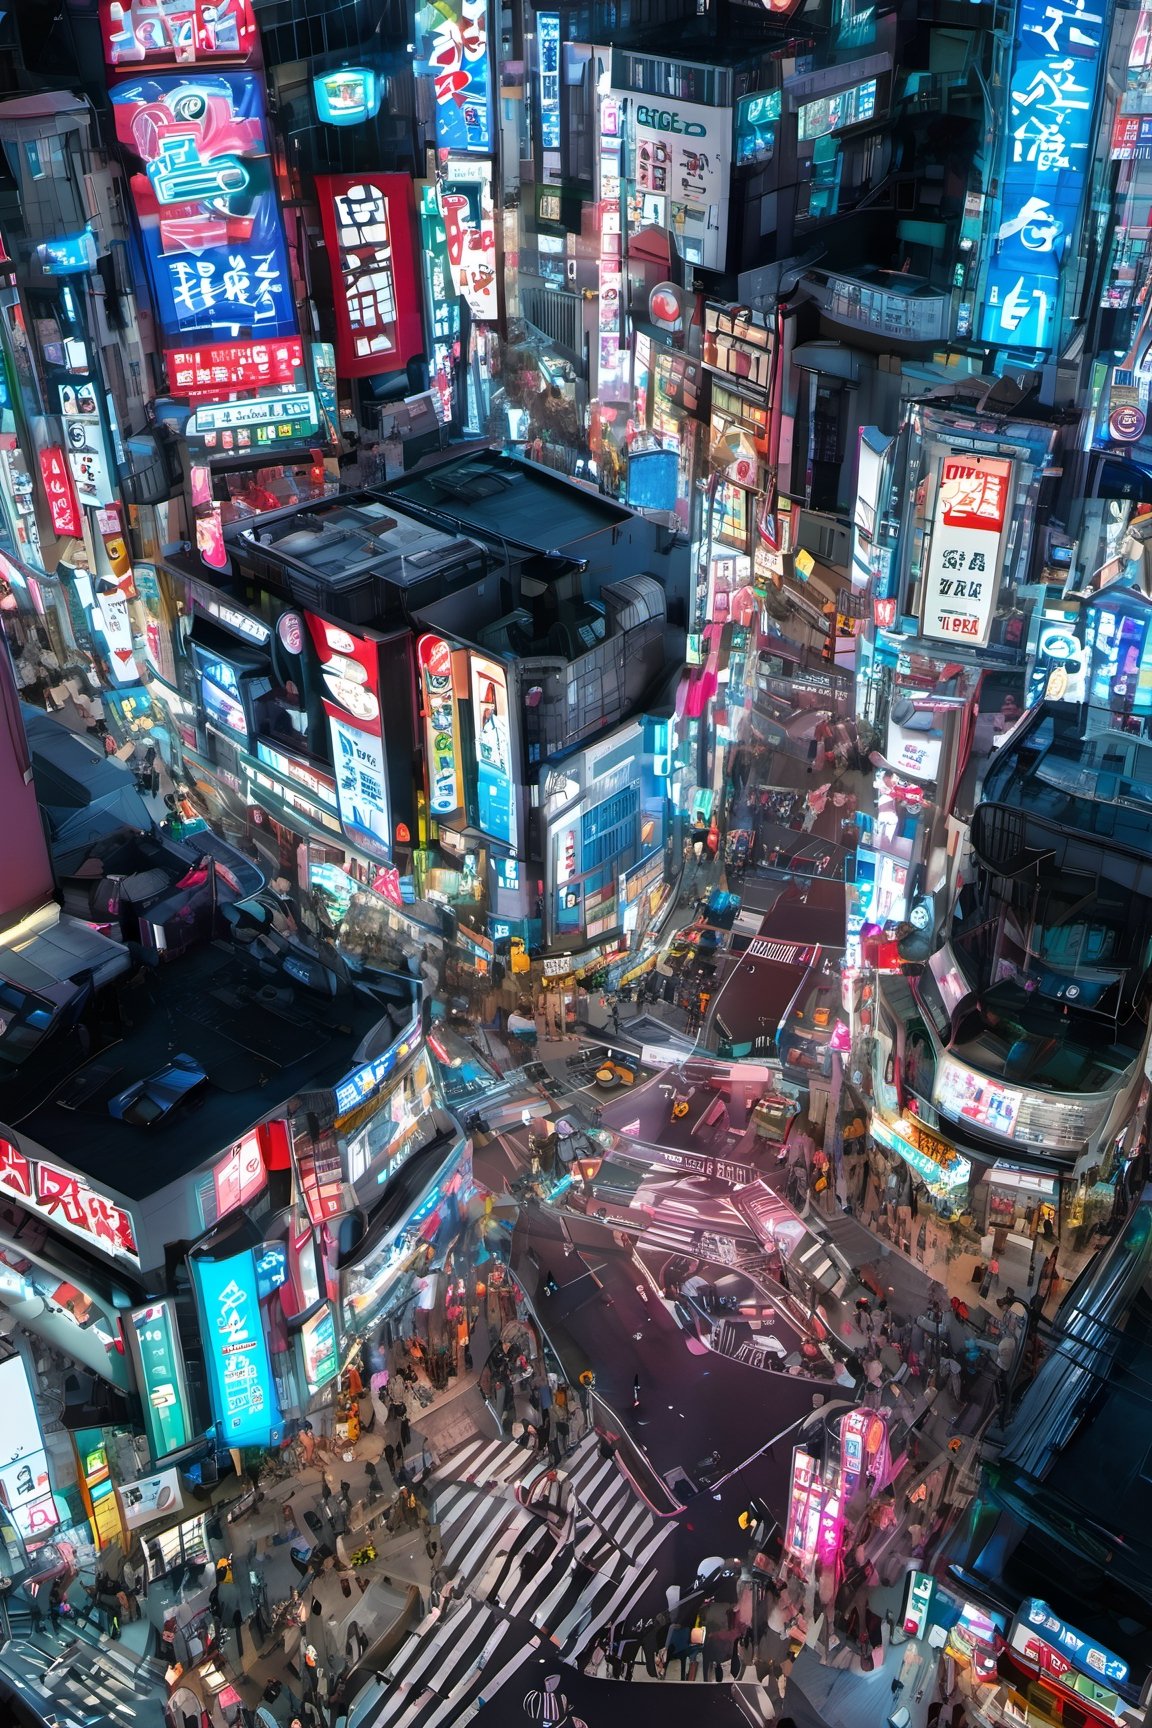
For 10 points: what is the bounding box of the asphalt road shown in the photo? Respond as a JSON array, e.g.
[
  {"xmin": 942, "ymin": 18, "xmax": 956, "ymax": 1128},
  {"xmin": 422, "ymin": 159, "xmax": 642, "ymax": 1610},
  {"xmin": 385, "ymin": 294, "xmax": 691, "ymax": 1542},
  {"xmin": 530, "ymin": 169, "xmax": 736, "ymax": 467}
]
[{"xmin": 514, "ymin": 1204, "xmax": 834, "ymax": 1597}]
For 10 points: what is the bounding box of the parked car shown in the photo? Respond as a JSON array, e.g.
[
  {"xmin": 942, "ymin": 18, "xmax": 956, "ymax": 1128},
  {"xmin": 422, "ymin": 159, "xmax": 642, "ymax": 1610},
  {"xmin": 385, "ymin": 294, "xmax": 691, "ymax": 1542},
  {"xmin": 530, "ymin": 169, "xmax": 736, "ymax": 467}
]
[{"xmin": 108, "ymin": 1053, "xmax": 207, "ymax": 1126}]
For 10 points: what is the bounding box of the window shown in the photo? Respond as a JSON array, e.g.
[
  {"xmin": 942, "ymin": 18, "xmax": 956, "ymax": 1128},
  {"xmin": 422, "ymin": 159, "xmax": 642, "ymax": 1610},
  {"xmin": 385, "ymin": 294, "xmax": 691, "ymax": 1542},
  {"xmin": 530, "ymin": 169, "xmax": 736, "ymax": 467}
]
[{"xmin": 23, "ymin": 141, "xmax": 44, "ymax": 181}]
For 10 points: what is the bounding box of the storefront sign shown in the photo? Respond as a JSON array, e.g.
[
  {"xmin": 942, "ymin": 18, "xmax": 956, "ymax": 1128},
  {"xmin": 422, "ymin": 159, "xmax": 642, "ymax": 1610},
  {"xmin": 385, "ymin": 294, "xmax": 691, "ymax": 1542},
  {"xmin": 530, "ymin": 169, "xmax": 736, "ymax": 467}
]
[
  {"xmin": 101, "ymin": 0, "xmax": 256, "ymax": 67},
  {"xmin": 538, "ymin": 14, "xmax": 561, "ymax": 148},
  {"xmin": 981, "ymin": 0, "xmax": 1106, "ymax": 349},
  {"xmin": 316, "ymin": 175, "xmax": 423, "ymax": 377},
  {"xmin": 470, "ymin": 654, "xmax": 517, "ymax": 846},
  {"xmin": 920, "ymin": 456, "xmax": 1010, "ymax": 646},
  {"xmin": 415, "ymin": 0, "xmax": 494, "ymax": 153},
  {"xmin": 870, "ymin": 1114, "xmax": 972, "ymax": 1196},
  {"xmin": 1021, "ymin": 1601, "xmax": 1128, "ymax": 1686},
  {"xmin": 111, "ymin": 73, "xmax": 297, "ymax": 346},
  {"xmin": 418, "ymin": 634, "xmax": 463, "ymax": 816},
  {"xmin": 299, "ymin": 1303, "xmax": 339, "ymax": 1394},
  {"xmin": 934, "ymin": 1056, "xmax": 1023, "ymax": 1140},
  {"xmin": 784, "ymin": 1447, "xmax": 823, "ymax": 1567},
  {"xmin": 903, "ymin": 1569, "xmax": 936, "ymax": 1639},
  {"xmin": 306, "ymin": 613, "xmax": 391, "ymax": 859},
  {"xmin": 334, "ymin": 1020, "xmax": 422, "ymax": 1119},
  {"xmin": 125, "ymin": 1299, "xmax": 195, "ymax": 1461},
  {"xmin": 166, "ymin": 335, "xmax": 305, "ymax": 398},
  {"xmin": 440, "ymin": 159, "xmax": 498, "ymax": 321},
  {"xmin": 119, "ymin": 1467, "xmax": 185, "ymax": 1531},
  {"xmin": 839, "ymin": 1406, "xmax": 891, "ymax": 1499},
  {"xmin": 313, "ymin": 66, "xmax": 382, "ymax": 126},
  {"xmin": 39, "ymin": 445, "xmax": 82, "ymax": 538},
  {"xmin": 192, "ymin": 1247, "xmax": 282, "ymax": 1449},
  {"xmin": 187, "ymin": 391, "xmax": 321, "ymax": 451},
  {"xmin": 624, "ymin": 90, "xmax": 731, "ymax": 272},
  {"xmin": 418, "ymin": 185, "xmax": 461, "ymax": 425},
  {"xmin": 0, "ymin": 1138, "xmax": 139, "ymax": 1264}
]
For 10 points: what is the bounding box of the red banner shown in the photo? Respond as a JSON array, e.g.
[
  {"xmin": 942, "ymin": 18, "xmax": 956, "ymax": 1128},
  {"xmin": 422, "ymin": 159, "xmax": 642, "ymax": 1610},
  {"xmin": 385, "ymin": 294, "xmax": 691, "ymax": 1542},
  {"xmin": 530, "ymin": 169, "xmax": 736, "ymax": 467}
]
[
  {"xmin": 165, "ymin": 336, "xmax": 305, "ymax": 398},
  {"xmin": 39, "ymin": 446, "xmax": 82, "ymax": 538},
  {"xmin": 316, "ymin": 175, "xmax": 423, "ymax": 378}
]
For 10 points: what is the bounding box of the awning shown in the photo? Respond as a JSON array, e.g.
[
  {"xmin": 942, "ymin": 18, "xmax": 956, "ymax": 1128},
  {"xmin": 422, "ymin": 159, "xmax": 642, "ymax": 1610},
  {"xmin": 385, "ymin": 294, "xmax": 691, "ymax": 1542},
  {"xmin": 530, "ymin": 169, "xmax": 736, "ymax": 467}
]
[{"xmin": 791, "ymin": 342, "xmax": 860, "ymax": 385}]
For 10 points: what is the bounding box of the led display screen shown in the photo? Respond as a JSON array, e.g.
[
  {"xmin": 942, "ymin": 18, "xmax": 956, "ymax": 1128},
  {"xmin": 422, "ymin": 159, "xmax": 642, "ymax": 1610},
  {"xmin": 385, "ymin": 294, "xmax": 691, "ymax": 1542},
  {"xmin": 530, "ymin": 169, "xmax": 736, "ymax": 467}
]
[
  {"xmin": 415, "ymin": 0, "xmax": 494, "ymax": 153},
  {"xmin": 192, "ymin": 1247, "xmax": 281, "ymax": 1449},
  {"xmin": 126, "ymin": 1299, "xmax": 195, "ymax": 1461}
]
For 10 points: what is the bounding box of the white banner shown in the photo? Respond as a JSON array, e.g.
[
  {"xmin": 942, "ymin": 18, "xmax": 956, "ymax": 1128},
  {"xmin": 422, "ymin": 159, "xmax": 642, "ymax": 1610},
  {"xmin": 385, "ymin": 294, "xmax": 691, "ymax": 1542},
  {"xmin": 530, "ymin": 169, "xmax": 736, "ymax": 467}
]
[{"xmin": 920, "ymin": 456, "xmax": 1012, "ymax": 647}]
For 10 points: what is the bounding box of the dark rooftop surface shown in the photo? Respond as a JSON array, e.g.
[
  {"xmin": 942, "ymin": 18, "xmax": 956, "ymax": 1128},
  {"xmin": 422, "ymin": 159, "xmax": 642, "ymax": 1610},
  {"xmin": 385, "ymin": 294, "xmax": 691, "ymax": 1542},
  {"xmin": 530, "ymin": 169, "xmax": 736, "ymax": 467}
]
[
  {"xmin": 2, "ymin": 944, "xmax": 388, "ymax": 1202},
  {"xmin": 981, "ymin": 703, "xmax": 1152, "ymax": 852},
  {"xmin": 384, "ymin": 451, "xmax": 633, "ymax": 550}
]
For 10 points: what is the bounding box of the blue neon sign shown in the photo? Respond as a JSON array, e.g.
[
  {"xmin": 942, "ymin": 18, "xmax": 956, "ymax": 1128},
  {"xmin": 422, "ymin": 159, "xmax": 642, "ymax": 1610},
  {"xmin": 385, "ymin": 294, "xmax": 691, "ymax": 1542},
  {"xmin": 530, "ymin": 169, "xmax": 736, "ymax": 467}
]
[
  {"xmin": 192, "ymin": 1247, "xmax": 282, "ymax": 1450},
  {"xmin": 981, "ymin": 0, "xmax": 1105, "ymax": 350},
  {"xmin": 414, "ymin": 0, "xmax": 494, "ymax": 154},
  {"xmin": 1022, "ymin": 1601, "xmax": 1129, "ymax": 1686},
  {"xmin": 334, "ymin": 1022, "xmax": 422, "ymax": 1118},
  {"xmin": 538, "ymin": 15, "xmax": 561, "ymax": 150}
]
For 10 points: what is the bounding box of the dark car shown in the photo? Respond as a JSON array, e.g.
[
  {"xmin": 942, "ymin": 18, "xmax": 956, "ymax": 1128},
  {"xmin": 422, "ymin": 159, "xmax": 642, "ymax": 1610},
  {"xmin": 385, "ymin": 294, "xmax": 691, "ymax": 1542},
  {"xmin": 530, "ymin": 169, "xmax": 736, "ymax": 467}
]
[{"xmin": 107, "ymin": 1053, "xmax": 207, "ymax": 1126}]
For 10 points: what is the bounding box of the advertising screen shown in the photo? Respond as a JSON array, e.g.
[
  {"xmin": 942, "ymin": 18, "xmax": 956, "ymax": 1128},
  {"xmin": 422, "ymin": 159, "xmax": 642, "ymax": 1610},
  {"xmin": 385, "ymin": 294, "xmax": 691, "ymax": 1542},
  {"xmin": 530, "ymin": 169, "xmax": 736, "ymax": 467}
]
[
  {"xmin": 1086, "ymin": 605, "xmax": 1152, "ymax": 713},
  {"xmin": 102, "ymin": 0, "xmax": 256, "ymax": 67},
  {"xmin": 300, "ymin": 1304, "xmax": 339, "ymax": 1394},
  {"xmin": 470, "ymin": 654, "xmax": 517, "ymax": 846},
  {"xmin": 735, "ymin": 90, "xmax": 780, "ymax": 165},
  {"xmin": 981, "ymin": 0, "xmax": 1105, "ymax": 349},
  {"xmin": 418, "ymin": 634, "xmax": 463, "ymax": 816},
  {"xmin": 441, "ymin": 159, "xmax": 498, "ymax": 322},
  {"xmin": 314, "ymin": 67, "xmax": 382, "ymax": 127},
  {"xmin": 306, "ymin": 613, "xmax": 390, "ymax": 859},
  {"xmin": 935, "ymin": 1055, "xmax": 1023, "ymax": 1139},
  {"xmin": 797, "ymin": 78, "xmax": 877, "ymax": 140},
  {"xmin": 415, "ymin": 0, "xmax": 494, "ymax": 153},
  {"xmin": 119, "ymin": 1467, "xmax": 185, "ymax": 1531},
  {"xmin": 538, "ymin": 14, "xmax": 561, "ymax": 148},
  {"xmin": 166, "ymin": 335, "xmax": 305, "ymax": 398},
  {"xmin": 211, "ymin": 1131, "xmax": 265, "ymax": 1220},
  {"xmin": 316, "ymin": 175, "xmax": 423, "ymax": 378},
  {"xmin": 192, "ymin": 1247, "xmax": 282, "ymax": 1449},
  {"xmin": 920, "ymin": 456, "xmax": 1011, "ymax": 647},
  {"xmin": 111, "ymin": 73, "xmax": 297, "ymax": 348},
  {"xmin": 0, "ymin": 1356, "xmax": 55, "ymax": 1541},
  {"xmin": 198, "ymin": 657, "xmax": 249, "ymax": 738},
  {"xmin": 187, "ymin": 391, "xmax": 321, "ymax": 453},
  {"xmin": 344, "ymin": 1054, "xmax": 437, "ymax": 1195},
  {"xmin": 126, "ymin": 1299, "xmax": 195, "ymax": 1461},
  {"xmin": 0, "ymin": 1137, "xmax": 139, "ymax": 1264}
]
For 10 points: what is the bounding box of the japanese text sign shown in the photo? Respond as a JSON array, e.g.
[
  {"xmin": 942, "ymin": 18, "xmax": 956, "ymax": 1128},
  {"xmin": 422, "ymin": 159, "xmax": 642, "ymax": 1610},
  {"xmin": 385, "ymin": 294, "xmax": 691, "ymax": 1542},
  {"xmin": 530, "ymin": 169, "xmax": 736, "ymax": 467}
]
[
  {"xmin": 920, "ymin": 456, "xmax": 1012, "ymax": 647},
  {"xmin": 1022, "ymin": 1601, "xmax": 1128, "ymax": 1686},
  {"xmin": 192, "ymin": 1247, "xmax": 281, "ymax": 1449},
  {"xmin": 111, "ymin": 73, "xmax": 297, "ymax": 347},
  {"xmin": 440, "ymin": 159, "xmax": 498, "ymax": 321},
  {"xmin": 415, "ymin": 0, "xmax": 494, "ymax": 153},
  {"xmin": 126, "ymin": 1299, "xmax": 195, "ymax": 1461},
  {"xmin": 418, "ymin": 634, "xmax": 463, "ymax": 816},
  {"xmin": 166, "ymin": 335, "xmax": 305, "ymax": 397},
  {"xmin": 538, "ymin": 15, "xmax": 561, "ymax": 148},
  {"xmin": 981, "ymin": 0, "xmax": 1106, "ymax": 349},
  {"xmin": 316, "ymin": 175, "xmax": 423, "ymax": 378},
  {"xmin": 0, "ymin": 1136, "xmax": 139, "ymax": 1265},
  {"xmin": 39, "ymin": 446, "xmax": 82, "ymax": 538}
]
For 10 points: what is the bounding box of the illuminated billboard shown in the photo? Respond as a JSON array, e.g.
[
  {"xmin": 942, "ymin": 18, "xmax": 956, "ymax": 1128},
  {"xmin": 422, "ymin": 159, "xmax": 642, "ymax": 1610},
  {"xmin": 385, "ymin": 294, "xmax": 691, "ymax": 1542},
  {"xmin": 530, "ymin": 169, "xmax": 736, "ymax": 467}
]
[
  {"xmin": 306, "ymin": 613, "xmax": 390, "ymax": 859},
  {"xmin": 0, "ymin": 1137, "xmax": 139, "ymax": 1264},
  {"xmin": 39, "ymin": 446, "xmax": 82, "ymax": 538},
  {"xmin": 125, "ymin": 1299, "xmax": 195, "ymax": 1461},
  {"xmin": 470, "ymin": 654, "xmax": 517, "ymax": 847},
  {"xmin": 935, "ymin": 1055, "xmax": 1022, "ymax": 1139},
  {"xmin": 920, "ymin": 456, "xmax": 1011, "ymax": 647},
  {"xmin": 111, "ymin": 73, "xmax": 297, "ymax": 348},
  {"xmin": 415, "ymin": 0, "xmax": 494, "ymax": 153},
  {"xmin": 316, "ymin": 175, "xmax": 424, "ymax": 378},
  {"xmin": 187, "ymin": 390, "xmax": 321, "ymax": 453},
  {"xmin": 166, "ymin": 335, "xmax": 305, "ymax": 399},
  {"xmin": 314, "ymin": 67, "xmax": 382, "ymax": 127},
  {"xmin": 300, "ymin": 1304, "xmax": 339, "ymax": 1394},
  {"xmin": 441, "ymin": 159, "xmax": 498, "ymax": 322},
  {"xmin": 418, "ymin": 185, "xmax": 461, "ymax": 424},
  {"xmin": 101, "ymin": 0, "xmax": 257, "ymax": 67},
  {"xmin": 981, "ymin": 0, "xmax": 1106, "ymax": 349},
  {"xmin": 538, "ymin": 15, "xmax": 561, "ymax": 149},
  {"xmin": 191, "ymin": 1246, "xmax": 282, "ymax": 1449},
  {"xmin": 418, "ymin": 634, "xmax": 464, "ymax": 816}
]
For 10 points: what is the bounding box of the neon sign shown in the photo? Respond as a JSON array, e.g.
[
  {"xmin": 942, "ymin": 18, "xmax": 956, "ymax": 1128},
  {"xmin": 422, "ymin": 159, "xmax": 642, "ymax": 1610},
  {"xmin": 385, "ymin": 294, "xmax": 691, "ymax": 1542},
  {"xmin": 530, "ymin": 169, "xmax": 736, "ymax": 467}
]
[
  {"xmin": 538, "ymin": 15, "xmax": 561, "ymax": 149},
  {"xmin": 101, "ymin": 0, "xmax": 257, "ymax": 68},
  {"xmin": 35, "ymin": 229, "xmax": 99, "ymax": 275},
  {"xmin": 306, "ymin": 612, "xmax": 391, "ymax": 858},
  {"xmin": 418, "ymin": 635, "xmax": 463, "ymax": 816},
  {"xmin": 415, "ymin": 0, "xmax": 494, "ymax": 154},
  {"xmin": 111, "ymin": 74, "xmax": 297, "ymax": 347},
  {"xmin": 441, "ymin": 159, "xmax": 498, "ymax": 322},
  {"xmin": 166, "ymin": 335, "xmax": 305, "ymax": 398},
  {"xmin": 39, "ymin": 447, "xmax": 82, "ymax": 538},
  {"xmin": 187, "ymin": 390, "xmax": 321, "ymax": 451},
  {"xmin": 316, "ymin": 175, "xmax": 424, "ymax": 378},
  {"xmin": 192, "ymin": 1247, "xmax": 282, "ymax": 1449},
  {"xmin": 981, "ymin": 0, "xmax": 1106, "ymax": 350}
]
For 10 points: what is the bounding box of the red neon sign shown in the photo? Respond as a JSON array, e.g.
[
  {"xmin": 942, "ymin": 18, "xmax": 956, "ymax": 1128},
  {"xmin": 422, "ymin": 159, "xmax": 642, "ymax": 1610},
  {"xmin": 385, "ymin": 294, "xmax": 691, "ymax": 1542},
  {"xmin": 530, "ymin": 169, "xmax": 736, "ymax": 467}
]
[
  {"xmin": 316, "ymin": 175, "xmax": 424, "ymax": 378},
  {"xmin": 165, "ymin": 336, "xmax": 306, "ymax": 398},
  {"xmin": 39, "ymin": 447, "xmax": 82, "ymax": 538}
]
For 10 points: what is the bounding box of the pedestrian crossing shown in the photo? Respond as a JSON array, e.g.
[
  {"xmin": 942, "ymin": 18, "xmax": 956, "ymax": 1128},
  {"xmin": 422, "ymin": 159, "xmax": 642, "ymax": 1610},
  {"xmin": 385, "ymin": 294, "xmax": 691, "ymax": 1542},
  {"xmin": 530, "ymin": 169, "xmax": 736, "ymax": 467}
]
[
  {"xmin": 0, "ymin": 1630, "xmax": 164, "ymax": 1726},
  {"xmin": 348, "ymin": 1599, "xmax": 542, "ymax": 1728}
]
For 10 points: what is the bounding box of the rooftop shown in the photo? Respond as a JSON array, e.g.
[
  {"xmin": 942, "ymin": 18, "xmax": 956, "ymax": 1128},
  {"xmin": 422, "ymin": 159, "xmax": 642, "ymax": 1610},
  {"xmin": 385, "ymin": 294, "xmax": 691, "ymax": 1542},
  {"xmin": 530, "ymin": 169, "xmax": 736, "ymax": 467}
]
[
  {"xmin": 382, "ymin": 449, "xmax": 634, "ymax": 551},
  {"xmin": 980, "ymin": 705, "xmax": 1152, "ymax": 854},
  {"xmin": 0, "ymin": 941, "xmax": 401, "ymax": 1203}
]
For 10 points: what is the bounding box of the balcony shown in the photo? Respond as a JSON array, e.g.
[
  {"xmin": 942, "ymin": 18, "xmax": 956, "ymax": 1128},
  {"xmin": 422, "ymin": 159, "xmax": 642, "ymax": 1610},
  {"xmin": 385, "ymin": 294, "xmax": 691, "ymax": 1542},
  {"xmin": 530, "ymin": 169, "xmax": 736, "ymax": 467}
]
[{"xmin": 803, "ymin": 266, "xmax": 951, "ymax": 350}]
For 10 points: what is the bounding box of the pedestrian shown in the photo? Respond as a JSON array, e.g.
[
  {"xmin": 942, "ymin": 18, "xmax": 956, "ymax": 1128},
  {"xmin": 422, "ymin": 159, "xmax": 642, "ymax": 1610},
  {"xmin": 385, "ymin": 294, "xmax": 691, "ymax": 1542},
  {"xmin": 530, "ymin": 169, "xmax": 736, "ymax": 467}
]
[
  {"xmin": 400, "ymin": 1412, "xmax": 412, "ymax": 1450},
  {"xmin": 232, "ymin": 1604, "xmax": 245, "ymax": 1660},
  {"xmin": 384, "ymin": 1441, "xmax": 397, "ymax": 1475},
  {"xmin": 365, "ymin": 1460, "xmax": 384, "ymax": 1504},
  {"xmin": 632, "ymin": 1373, "xmax": 640, "ymax": 1407},
  {"xmin": 48, "ymin": 1580, "xmax": 62, "ymax": 1631}
]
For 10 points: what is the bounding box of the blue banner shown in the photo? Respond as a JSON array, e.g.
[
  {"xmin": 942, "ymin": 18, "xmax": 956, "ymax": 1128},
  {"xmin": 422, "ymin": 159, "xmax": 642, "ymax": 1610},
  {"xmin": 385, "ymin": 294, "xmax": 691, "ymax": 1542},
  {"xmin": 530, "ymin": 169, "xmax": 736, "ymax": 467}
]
[
  {"xmin": 111, "ymin": 73, "xmax": 298, "ymax": 346},
  {"xmin": 981, "ymin": 0, "xmax": 1105, "ymax": 349},
  {"xmin": 192, "ymin": 1248, "xmax": 282, "ymax": 1450},
  {"xmin": 414, "ymin": 0, "xmax": 494, "ymax": 154}
]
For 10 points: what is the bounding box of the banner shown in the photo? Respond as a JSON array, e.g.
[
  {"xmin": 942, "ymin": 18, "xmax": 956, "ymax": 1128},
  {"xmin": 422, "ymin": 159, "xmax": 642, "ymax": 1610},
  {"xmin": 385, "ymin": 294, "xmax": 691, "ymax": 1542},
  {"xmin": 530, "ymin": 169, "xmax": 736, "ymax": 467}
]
[
  {"xmin": 39, "ymin": 446, "xmax": 82, "ymax": 537},
  {"xmin": 415, "ymin": 0, "xmax": 494, "ymax": 153},
  {"xmin": 919, "ymin": 456, "xmax": 1011, "ymax": 647},
  {"xmin": 470, "ymin": 653, "xmax": 517, "ymax": 846},
  {"xmin": 418, "ymin": 634, "xmax": 464, "ymax": 816},
  {"xmin": 111, "ymin": 73, "xmax": 297, "ymax": 347},
  {"xmin": 440, "ymin": 159, "xmax": 498, "ymax": 322},
  {"xmin": 125, "ymin": 1299, "xmax": 195, "ymax": 1461},
  {"xmin": 316, "ymin": 174, "xmax": 424, "ymax": 377}
]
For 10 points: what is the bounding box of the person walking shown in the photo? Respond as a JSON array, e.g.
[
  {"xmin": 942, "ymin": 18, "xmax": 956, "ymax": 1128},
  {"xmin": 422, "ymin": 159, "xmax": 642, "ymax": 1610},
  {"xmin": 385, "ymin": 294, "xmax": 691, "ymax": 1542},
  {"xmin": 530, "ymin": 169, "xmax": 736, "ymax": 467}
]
[
  {"xmin": 232, "ymin": 1604, "xmax": 245, "ymax": 1660},
  {"xmin": 632, "ymin": 1373, "xmax": 641, "ymax": 1408}
]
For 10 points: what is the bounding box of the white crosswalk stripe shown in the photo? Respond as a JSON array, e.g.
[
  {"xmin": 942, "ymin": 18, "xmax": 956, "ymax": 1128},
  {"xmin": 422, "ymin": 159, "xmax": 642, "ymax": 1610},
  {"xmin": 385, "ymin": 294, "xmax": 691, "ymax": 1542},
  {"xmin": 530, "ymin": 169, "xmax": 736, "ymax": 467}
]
[{"xmin": 350, "ymin": 1599, "xmax": 542, "ymax": 1728}]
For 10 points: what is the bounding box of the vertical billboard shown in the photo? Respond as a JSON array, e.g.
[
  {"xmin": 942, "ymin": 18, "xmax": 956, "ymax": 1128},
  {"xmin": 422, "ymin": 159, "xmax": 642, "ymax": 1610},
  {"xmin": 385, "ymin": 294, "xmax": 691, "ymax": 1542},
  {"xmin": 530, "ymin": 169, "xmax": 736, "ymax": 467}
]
[
  {"xmin": 101, "ymin": 0, "xmax": 257, "ymax": 68},
  {"xmin": 110, "ymin": 74, "xmax": 297, "ymax": 350},
  {"xmin": 538, "ymin": 14, "xmax": 561, "ymax": 149},
  {"xmin": 39, "ymin": 446, "xmax": 82, "ymax": 538},
  {"xmin": 59, "ymin": 372, "xmax": 116, "ymax": 508},
  {"xmin": 299, "ymin": 1304, "xmax": 339, "ymax": 1395},
  {"xmin": 191, "ymin": 1246, "xmax": 282, "ymax": 1449},
  {"xmin": 0, "ymin": 1355, "xmax": 57, "ymax": 1543},
  {"xmin": 919, "ymin": 456, "xmax": 1012, "ymax": 646},
  {"xmin": 307, "ymin": 614, "xmax": 391, "ymax": 859},
  {"xmin": 470, "ymin": 653, "xmax": 517, "ymax": 846},
  {"xmin": 440, "ymin": 160, "xmax": 498, "ymax": 321},
  {"xmin": 415, "ymin": 0, "xmax": 494, "ymax": 154},
  {"xmin": 125, "ymin": 1300, "xmax": 195, "ymax": 1462},
  {"xmin": 418, "ymin": 634, "xmax": 464, "ymax": 816},
  {"xmin": 981, "ymin": 0, "xmax": 1106, "ymax": 350},
  {"xmin": 316, "ymin": 175, "xmax": 424, "ymax": 378},
  {"xmin": 624, "ymin": 93, "xmax": 731, "ymax": 272},
  {"xmin": 419, "ymin": 185, "xmax": 461, "ymax": 424}
]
